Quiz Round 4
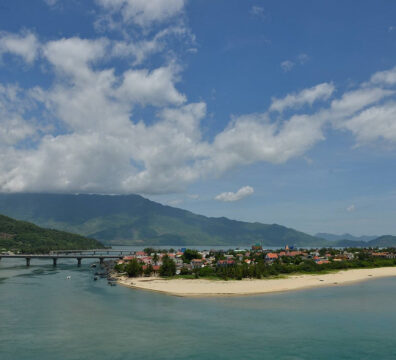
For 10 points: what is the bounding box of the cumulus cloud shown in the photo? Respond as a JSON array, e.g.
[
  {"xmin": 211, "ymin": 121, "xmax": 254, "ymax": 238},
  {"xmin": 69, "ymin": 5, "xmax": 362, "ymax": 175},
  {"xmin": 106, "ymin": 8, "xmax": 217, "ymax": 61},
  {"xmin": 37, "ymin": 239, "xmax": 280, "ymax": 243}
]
[
  {"xmin": 250, "ymin": 6, "xmax": 265, "ymax": 18},
  {"xmin": 96, "ymin": 0, "xmax": 185, "ymax": 28},
  {"xmin": 281, "ymin": 60, "xmax": 294, "ymax": 72},
  {"xmin": 0, "ymin": 31, "xmax": 39, "ymax": 63},
  {"xmin": 346, "ymin": 204, "xmax": 355, "ymax": 212},
  {"xmin": 270, "ymin": 82, "xmax": 335, "ymax": 113},
  {"xmin": 2, "ymin": 50, "xmax": 396, "ymax": 194},
  {"xmin": 215, "ymin": 186, "xmax": 254, "ymax": 202},
  {"xmin": 2, "ymin": 6, "xmax": 396, "ymax": 196},
  {"xmin": 370, "ymin": 66, "xmax": 396, "ymax": 86}
]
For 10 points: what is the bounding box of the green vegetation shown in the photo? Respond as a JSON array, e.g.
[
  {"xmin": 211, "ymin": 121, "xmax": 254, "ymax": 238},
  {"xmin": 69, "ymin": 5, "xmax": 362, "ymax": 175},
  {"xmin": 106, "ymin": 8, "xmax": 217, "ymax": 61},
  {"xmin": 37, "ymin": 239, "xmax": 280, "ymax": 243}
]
[
  {"xmin": 124, "ymin": 258, "xmax": 143, "ymax": 277},
  {"xmin": 159, "ymin": 255, "xmax": 176, "ymax": 277},
  {"xmin": 186, "ymin": 257, "xmax": 396, "ymax": 280},
  {"xmin": 0, "ymin": 214, "xmax": 104, "ymax": 253},
  {"xmin": 115, "ymin": 247, "xmax": 396, "ymax": 280}
]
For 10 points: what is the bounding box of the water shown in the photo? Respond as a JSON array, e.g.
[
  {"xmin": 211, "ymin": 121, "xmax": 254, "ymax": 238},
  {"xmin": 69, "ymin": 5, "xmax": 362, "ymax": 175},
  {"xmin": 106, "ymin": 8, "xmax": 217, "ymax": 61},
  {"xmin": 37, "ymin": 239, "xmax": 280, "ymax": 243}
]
[{"xmin": 1, "ymin": 257, "xmax": 396, "ymax": 360}]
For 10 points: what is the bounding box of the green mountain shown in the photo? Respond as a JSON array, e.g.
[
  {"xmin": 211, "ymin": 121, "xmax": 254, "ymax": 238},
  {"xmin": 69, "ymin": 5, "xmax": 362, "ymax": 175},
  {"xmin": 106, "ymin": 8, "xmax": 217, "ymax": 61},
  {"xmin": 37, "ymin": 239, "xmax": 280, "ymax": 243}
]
[
  {"xmin": 0, "ymin": 214, "xmax": 104, "ymax": 253},
  {"xmin": 0, "ymin": 193, "xmax": 327, "ymax": 247}
]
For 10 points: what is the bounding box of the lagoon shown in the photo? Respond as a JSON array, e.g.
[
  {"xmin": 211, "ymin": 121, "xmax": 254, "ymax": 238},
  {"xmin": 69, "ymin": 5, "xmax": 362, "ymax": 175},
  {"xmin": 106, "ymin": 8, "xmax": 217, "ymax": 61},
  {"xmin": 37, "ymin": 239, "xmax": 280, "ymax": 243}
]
[{"xmin": 1, "ymin": 257, "xmax": 396, "ymax": 360}]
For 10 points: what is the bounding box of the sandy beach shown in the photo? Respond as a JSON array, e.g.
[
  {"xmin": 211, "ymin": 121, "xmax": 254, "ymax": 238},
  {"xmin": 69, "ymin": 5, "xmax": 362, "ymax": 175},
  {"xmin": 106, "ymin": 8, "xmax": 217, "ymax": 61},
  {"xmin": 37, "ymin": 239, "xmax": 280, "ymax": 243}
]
[{"xmin": 116, "ymin": 267, "xmax": 396, "ymax": 297}]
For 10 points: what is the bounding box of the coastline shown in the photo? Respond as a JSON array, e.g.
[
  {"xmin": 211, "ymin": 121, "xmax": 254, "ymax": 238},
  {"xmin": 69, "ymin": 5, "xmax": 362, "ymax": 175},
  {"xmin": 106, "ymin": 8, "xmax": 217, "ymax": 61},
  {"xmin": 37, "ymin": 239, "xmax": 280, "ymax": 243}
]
[{"xmin": 116, "ymin": 267, "xmax": 396, "ymax": 297}]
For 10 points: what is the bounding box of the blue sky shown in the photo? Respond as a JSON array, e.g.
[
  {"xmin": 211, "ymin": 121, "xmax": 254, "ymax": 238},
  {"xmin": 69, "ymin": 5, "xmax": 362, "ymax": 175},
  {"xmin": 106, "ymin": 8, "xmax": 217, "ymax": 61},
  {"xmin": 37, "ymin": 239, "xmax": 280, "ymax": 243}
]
[{"xmin": 1, "ymin": 0, "xmax": 396, "ymax": 235}]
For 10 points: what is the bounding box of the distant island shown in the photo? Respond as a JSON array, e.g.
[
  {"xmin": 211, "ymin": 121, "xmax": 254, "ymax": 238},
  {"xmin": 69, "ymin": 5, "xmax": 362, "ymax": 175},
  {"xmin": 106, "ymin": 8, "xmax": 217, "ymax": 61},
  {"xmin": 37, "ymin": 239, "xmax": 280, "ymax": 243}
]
[
  {"xmin": 0, "ymin": 214, "xmax": 104, "ymax": 253},
  {"xmin": 1, "ymin": 193, "xmax": 396, "ymax": 248}
]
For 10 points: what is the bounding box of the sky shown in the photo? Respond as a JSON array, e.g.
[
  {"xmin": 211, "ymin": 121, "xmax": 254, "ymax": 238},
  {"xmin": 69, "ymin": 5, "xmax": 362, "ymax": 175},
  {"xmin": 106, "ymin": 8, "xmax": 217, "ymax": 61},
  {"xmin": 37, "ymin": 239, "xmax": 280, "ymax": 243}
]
[{"xmin": 1, "ymin": 0, "xmax": 396, "ymax": 236}]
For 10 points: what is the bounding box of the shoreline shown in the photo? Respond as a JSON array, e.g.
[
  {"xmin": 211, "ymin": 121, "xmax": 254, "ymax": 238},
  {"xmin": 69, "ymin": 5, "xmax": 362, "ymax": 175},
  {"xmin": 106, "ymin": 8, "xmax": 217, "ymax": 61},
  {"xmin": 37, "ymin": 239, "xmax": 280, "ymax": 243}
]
[{"xmin": 116, "ymin": 267, "xmax": 396, "ymax": 297}]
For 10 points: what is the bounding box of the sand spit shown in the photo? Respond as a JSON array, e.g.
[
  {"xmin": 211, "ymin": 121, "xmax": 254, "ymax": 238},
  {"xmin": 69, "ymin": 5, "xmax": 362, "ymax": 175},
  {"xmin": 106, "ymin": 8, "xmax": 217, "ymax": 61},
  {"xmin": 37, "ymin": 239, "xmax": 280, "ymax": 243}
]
[{"xmin": 117, "ymin": 267, "xmax": 396, "ymax": 297}]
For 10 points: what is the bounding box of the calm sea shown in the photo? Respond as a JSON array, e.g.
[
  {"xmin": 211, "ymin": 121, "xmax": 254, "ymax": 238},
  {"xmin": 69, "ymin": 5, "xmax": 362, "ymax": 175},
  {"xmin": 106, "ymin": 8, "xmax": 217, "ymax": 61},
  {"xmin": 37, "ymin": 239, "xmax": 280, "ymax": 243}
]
[{"xmin": 1, "ymin": 255, "xmax": 396, "ymax": 360}]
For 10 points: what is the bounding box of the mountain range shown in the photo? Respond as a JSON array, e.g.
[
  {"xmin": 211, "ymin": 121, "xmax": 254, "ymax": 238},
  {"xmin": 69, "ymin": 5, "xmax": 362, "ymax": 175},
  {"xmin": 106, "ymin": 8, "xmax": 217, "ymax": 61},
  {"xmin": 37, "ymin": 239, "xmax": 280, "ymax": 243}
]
[
  {"xmin": 315, "ymin": 233, "xmax": 378, "ymax": 242},
  {"xmin": 0, "ymin": 193, "xmax": 395, "ymax": 248},
  {"xmin": 0, "ymin": 193, "xmax": 326, "ymax": 247}
]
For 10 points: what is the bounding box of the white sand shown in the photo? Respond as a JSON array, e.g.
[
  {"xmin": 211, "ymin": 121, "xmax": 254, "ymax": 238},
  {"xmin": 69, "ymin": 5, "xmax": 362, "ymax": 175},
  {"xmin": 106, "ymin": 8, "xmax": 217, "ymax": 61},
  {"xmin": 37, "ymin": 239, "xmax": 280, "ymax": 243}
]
[{"xmin": 116, "ymin": 267, "xmax": 396, "ymax": 297}]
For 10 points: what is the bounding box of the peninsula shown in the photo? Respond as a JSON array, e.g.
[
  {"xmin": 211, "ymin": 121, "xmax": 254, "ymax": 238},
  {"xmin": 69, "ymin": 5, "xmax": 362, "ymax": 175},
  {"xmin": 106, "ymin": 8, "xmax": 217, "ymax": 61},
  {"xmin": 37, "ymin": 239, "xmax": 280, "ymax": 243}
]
[
  {"xmin": 117, "ymin": 267, "xmax": 396, "ymax": 297},
  {"xmin": 113, "ymin": 246, "xmax": 396, "ymax": 297}
]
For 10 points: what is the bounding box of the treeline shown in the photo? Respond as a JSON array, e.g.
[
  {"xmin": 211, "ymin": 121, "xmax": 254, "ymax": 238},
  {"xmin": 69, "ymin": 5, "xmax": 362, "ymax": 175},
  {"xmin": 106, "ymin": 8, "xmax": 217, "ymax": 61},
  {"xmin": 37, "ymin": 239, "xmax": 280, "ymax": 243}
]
[
  {"xmin": 191, "ymin": 257, "xmax": 396, "ymax": 280},
  {"xmin": 116, "ymin": 254, "xmax": 396, "ymax": 280}
]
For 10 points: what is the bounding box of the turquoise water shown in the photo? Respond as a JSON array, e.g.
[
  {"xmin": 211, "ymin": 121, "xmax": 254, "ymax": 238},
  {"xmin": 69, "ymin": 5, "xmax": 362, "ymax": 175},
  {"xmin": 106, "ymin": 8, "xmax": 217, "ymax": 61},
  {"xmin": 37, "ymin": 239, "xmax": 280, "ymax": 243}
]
[{"xmin": 1, "ymin": 257, "xmax": 396, "ymax": 360}]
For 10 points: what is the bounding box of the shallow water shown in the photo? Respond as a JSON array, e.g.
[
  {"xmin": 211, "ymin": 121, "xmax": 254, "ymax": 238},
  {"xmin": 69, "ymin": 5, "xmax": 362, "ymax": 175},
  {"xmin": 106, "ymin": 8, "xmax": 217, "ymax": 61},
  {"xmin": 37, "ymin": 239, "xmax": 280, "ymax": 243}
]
[{"xmin": 1, "ymin": 257, "xmax": 396, "ymax": 360}]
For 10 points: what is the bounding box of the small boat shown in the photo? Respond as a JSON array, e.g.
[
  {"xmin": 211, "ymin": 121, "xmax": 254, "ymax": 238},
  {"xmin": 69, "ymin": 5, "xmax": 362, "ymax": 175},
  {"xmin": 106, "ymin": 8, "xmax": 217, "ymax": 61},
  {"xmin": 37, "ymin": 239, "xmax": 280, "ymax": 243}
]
[
  {"xmin": 90, "ymin": 264, "xmax": 97, "ymax": 268},
  {"xmin": 94, "ymin": 276, "xmax": 98, "ymax": 281},
  {"xmin": 66, "ymin": 276, "xmax": 71, "ymax": 280}
]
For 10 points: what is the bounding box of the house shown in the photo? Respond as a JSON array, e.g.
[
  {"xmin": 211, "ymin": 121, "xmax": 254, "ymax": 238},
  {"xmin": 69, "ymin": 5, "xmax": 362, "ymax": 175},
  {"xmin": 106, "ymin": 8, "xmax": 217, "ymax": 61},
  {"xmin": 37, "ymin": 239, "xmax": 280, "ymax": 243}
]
[
  {"xmin": 265, "ymin": 253, "xmax": 278, "ymax": 262},
  {"xmin": 316, "ymin": 260, "xmax": 330, "ymax": 265},
  {"xmin": 217, "ymin": 259, "xmax": 235, "ymax": 267},
  {"xmin": 141, "ymin": 256, "xmax": 153, "ymax": 265},
  {"xmin": 191, "ymin": 259, "xmax": 204, "ymax": 269}
]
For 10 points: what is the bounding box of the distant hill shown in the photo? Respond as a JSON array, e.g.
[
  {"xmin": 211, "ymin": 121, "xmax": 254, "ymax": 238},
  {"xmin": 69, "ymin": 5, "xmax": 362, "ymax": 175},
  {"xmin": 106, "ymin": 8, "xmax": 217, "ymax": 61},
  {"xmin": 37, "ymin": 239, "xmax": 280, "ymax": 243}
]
[
  {"xmin": 0, "ymin": 193, "xmax": 327, "ymax": 247},
  {"xmin": 0, "ymin": 214, "xmax": 104, "ymax": 253},
  {"xmin": 334, "ymin": 235, "xmax": 396, "ymax": 248},
  {"xmin": 316, "ymin": 232, "xmax": 378, "ymax": 242}
]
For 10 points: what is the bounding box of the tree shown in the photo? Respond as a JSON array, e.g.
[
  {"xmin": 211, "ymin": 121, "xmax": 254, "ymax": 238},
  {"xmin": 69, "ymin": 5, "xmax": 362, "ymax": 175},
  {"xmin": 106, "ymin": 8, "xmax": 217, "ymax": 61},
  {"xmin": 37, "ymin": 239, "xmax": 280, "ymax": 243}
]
[
  {"xmin": 182, "ymin": 249, "xmax": 202, "ymax": 263},
  {"xmin": 160, "ymin": 255, "xmax": 176, "ymax": 277},
  {"xmin": 153, "ymin": 252, "xmax": 159, "ymax": 265},
  {"xmin": 125, "ymin": 259, "xmax": 143, "ymax": 277},
  {"xmin": 144, "ymin": 264, "xmax": 153, "ymax": 276},
  {"xmin": 144, "ymin": 247, "xmax": 156, "ymax": 255}
]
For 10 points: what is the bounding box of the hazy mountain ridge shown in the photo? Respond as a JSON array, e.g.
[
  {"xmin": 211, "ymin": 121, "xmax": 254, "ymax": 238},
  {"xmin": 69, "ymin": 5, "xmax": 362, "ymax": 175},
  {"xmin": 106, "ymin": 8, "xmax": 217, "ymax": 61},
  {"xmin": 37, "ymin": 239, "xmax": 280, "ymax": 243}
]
[
  {"xmin": 0, "ymin": 193, "xmax": 326, "ymax": 247},
  {"xmin": 333, "ymin": 235, "xmax": 396, "ymax": 248},
  {"xmin": 316, "ymin": 232, "xmax": 378, "ymax": 242}
]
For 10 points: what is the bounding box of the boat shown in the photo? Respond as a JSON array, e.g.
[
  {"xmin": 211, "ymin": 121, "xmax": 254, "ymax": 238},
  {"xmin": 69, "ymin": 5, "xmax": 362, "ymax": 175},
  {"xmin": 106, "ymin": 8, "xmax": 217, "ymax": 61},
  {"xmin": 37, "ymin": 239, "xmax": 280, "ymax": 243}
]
[
  {"xmin": 66, "ymin": 276, "xmax": 71, "ymax": 280},
  {"xmin": 94, "ymin": 276, "xmax": 98, "ymax": 281}
]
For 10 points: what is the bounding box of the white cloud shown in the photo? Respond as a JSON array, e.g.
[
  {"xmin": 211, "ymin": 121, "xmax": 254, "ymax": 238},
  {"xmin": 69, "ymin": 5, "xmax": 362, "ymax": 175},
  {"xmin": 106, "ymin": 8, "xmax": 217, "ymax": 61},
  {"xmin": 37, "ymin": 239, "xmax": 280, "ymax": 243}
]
[
  {"xmin": 43, "ymin": 0, "xmax": 59, "ymax": 6},
  {"xmin": 3, "ymin": 18, "xmax": 396, "ymax": 196},
  {"xmin": 250, "ymin": 6, "xmax": 265, "ymax": 18},
  {"xmin": 298, "ymin": 53, "xmax": 310, "ymax": 64},
  {"xmin": 96, "ymin": 0, "xmax": 185, "ymax": 28},
  {"xmin": 0, "ymin": 84, "xmax": 37, "ymax": 146},
  {"xmin": 370, "ymin": 66, "xmax": 396, "ymax": 86},
  {"xmin": 0, "ymin": 31, "xmax": 39, "ymax": 63},
  {"xmin": 337, "ymin": 101, "xmax": 396, "ymax": 143},
  {"xmin": 117, "ymin": 66, "xmax": 186, "ymax": 107},
  {"xmin": 281, "ymin": 60, "xmax": 294, "ymax": 72},
  {"xmin": 270, "ymin": 82, "xmax": 335, "ymax": 113},
  {"xmin": 346, "ymin": 204, "xmax": 355, "ymax": 212},
  {"xmin": 215, "ymin": 186, "xmax": 254, "ymax": 202}
]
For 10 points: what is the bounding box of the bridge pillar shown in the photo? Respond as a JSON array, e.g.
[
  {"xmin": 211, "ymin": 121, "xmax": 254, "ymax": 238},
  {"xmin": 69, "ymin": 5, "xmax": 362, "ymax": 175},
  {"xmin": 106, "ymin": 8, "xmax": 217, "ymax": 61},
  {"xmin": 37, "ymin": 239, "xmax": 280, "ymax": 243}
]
[
  {"xmin": 77, "ymin": 258, "xmax": 82, "ymax": 266},
  {"xmin": 26, "ymin": 258, "xmax": 31, "ymax": 267},
  {"xmin": 52, "ymin": 258, "xmax": 57, "ymax": 266},
  {"xmin": 99, "ymin": 257, "xmax": 104, "ymax": 265}
]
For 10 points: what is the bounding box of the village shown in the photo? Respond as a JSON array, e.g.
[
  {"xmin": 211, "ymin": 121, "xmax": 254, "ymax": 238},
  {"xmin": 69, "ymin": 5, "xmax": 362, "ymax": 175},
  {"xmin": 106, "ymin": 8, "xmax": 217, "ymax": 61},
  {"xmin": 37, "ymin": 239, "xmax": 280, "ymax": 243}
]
[{"xmin": 114, "ymin": 245, "xmax": 396, "ymax": 278}]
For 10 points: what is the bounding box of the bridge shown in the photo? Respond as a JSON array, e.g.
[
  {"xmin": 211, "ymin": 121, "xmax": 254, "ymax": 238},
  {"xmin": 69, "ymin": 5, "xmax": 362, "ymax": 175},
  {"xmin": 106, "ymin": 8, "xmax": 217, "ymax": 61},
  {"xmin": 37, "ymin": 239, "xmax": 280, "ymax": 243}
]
[
  {"xmin": 51, "ymin": 249, "xmax": 135, "ymax": 255},
  {"xmin": 0, "ymin": 253, "xmax": 126, "ymax": 267}
]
